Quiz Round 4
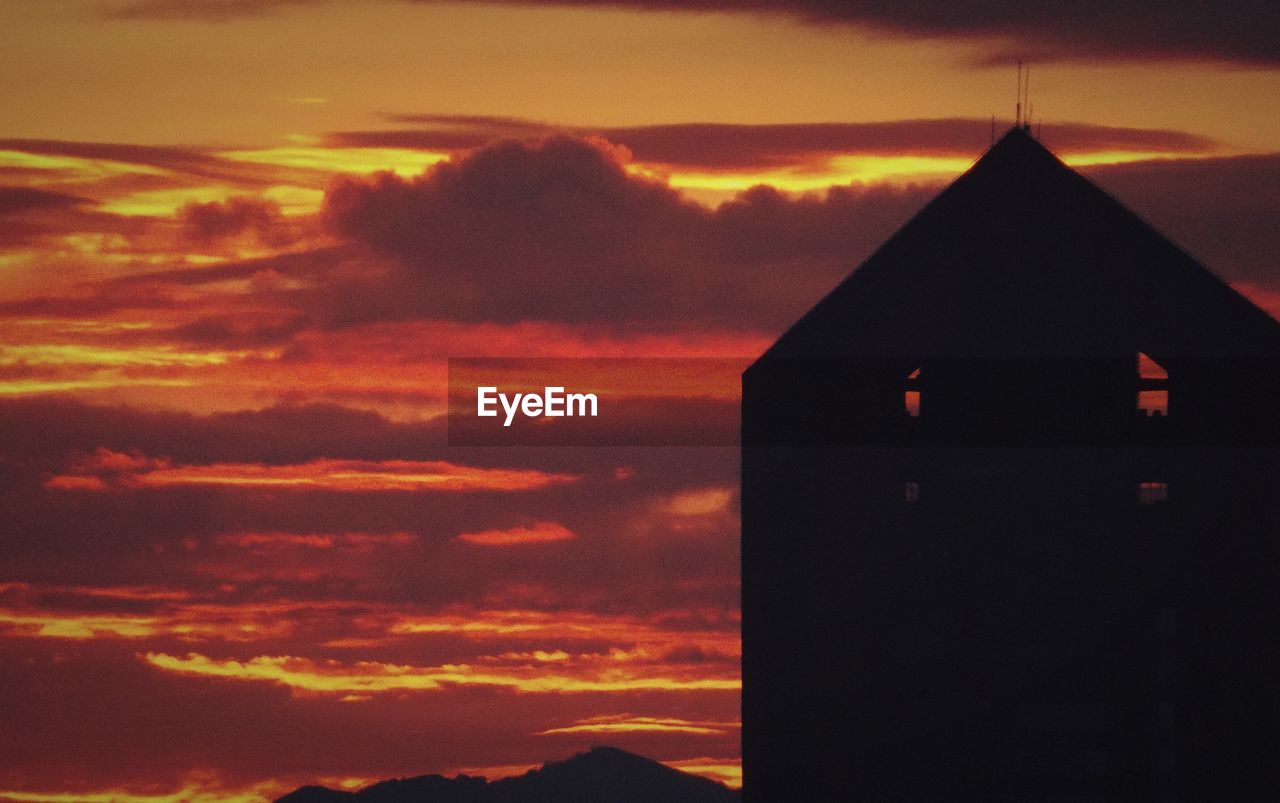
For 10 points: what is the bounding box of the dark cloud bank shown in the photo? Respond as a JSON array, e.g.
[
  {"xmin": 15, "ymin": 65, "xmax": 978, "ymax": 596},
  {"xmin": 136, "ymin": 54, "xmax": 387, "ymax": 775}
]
[
  {"xmin": 104, "ymin": 0, "xmax": 1280, "ymax": 65},
  {"xmin": 321, "ymin": 135, "xmax": 931, "ymax": 330},
  {"xmin": 319, "ymin": 135, "xmax": 1280, "ymax": 330}
]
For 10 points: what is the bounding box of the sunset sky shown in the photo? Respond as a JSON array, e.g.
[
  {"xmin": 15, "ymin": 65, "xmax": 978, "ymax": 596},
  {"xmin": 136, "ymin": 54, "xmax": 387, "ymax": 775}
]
[{"xmin": 3, "ymin": 1, "xmax": 1280, "ymax": 800}]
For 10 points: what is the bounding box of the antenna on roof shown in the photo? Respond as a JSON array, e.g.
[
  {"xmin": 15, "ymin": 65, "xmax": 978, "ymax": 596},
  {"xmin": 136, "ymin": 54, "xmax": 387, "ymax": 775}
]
[
  {"xmin": 991, "ymin": 115, "xmax": 995, "ymax": 145},
  {"xmin": 1015, "ymin": 61, "xmax": 1023, "ymax": 127},
  {"xmin": 1023, "ymin": 65, "xmax": 1032, "ymax": 132}
]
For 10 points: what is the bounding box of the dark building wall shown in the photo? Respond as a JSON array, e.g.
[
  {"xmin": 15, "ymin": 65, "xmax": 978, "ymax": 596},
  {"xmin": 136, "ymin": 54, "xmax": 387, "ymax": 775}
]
[
  {"xmin": 741, "ymin": 129, "xmax": 1280, "ymax": 801},
  {"xmin": 742, "ymin": 358, "xmax": 1280, "ymax": 801}
]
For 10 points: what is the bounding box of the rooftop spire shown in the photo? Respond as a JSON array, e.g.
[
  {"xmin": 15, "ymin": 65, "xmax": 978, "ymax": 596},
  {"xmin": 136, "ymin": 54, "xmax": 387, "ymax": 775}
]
[{"xmin": 1016, "ymin": 61, "xmax": 1022, "ymax": 127}]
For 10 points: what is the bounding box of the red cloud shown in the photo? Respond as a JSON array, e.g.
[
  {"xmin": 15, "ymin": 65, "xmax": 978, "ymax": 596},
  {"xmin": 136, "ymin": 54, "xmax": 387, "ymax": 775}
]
[
  {"xmin": 178, "ymin": 197, "xmax": 288, "ymax": 245},
  {"xmin": 46, "ymin": 449, "xmax": 580, "ymax": 493},
  {"xmin": 457, "ymin": 522, "xmax": 577, "ymax": 546}
]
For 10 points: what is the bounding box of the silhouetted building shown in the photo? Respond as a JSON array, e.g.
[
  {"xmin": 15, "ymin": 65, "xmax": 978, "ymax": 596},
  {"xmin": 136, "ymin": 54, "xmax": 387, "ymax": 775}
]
[{"xmin": 742, "ymin": 127, "xmax": 1280, "ymax": 801}]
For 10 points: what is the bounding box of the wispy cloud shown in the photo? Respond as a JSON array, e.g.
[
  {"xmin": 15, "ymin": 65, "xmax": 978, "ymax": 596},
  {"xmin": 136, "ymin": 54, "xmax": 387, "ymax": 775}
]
[
  {"xmin": 337, "ymin": 115, "xmax": 1221, "ymax": 172},
  {"xmin": 457, "ymin": 522, "xmax": 577, "ymax": 546},
  {"xmin": 143, "ymin": 651, "xmax": 741, "ymax": 694},
  {"xmin": 538, "ymin": 713, "xmax": 740, "ymax": 736},
  {"xmin": 45, "ymin": 449, "xmax": 579, "ymax": 493}
]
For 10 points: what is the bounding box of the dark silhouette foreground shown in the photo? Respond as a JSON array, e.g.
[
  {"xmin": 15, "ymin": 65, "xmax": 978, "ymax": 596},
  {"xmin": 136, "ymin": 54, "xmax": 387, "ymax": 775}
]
[
  {"xmin": 275, "ymin": 747, "xmax": 740, "ymax": 803},
  {"xmin": 743, "ymin": 126, "xmax": 1280, "ymax": 800}
]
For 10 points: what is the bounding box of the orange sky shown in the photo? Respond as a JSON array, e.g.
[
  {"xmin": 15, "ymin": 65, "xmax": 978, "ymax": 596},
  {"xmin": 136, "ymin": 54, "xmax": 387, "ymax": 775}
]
[
  {"xmin": 6, "ymin": 1, "xmax": 1280, "ymax": 149},
  {"xmin": 3, "ymin": 1, "xmax": 1280, "ymax": 800}
]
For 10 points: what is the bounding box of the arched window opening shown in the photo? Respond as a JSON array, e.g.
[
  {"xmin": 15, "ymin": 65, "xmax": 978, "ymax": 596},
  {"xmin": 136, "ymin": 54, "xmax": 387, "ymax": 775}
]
[
  {"xmin": 1138, "ymin": 481, "xmax": 1169, "ymax": 505},
  {"xmin": 904, "ymin": 367, "xmax": 921, "ymax": 418},
  {"xmin": 1137, "ymin": 353, "xmax": 1169, "ymax": 417}
]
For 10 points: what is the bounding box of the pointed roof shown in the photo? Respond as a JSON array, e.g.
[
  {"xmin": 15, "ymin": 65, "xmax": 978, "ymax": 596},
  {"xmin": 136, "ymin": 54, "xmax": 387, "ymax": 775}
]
[{"xmin": 752, "ymin": 126, "xmax": 1280, "ymax": 368}]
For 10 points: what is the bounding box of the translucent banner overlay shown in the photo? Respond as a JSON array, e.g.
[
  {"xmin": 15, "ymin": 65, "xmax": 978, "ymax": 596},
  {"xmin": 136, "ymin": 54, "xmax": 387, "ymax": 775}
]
[{"xmin": 447, "ymin": 358, "xmax": 747, "ymax": 446}]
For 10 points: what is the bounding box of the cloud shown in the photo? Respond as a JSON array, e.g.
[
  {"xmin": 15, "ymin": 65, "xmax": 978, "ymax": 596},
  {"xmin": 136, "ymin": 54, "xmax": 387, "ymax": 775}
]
[
  {"xmin": 752, "ymin": 0, "xmax": 1280, "ymax": 65},
  {"xmin": 0, "ymin": 607, "xmax": 740, "ymax": 791},
  {"xmin": 0, "ymin": 582, "xmax": 192, "ymax": 602},
  {"xmin": 177, "ymin": 197, "xmax": 289, "ymax": 246},
  {"xmin": 0, "ymin": 774, "xmax": 279, "ymax": 803},
  {"xmin": 0, "ymin": 389, "xmax": 743, "ymax": 785},
  {"xmin": 45, "ymin": 448, "xmax": 580, "ymax": 493},
  {"xmin": 0, "ymin": 591, "xmax": 341, "ymax": 644},
  {"xmin": 0, "ymin": 573, "xmax": 739, "ymax": 681},
  {"xmin": 386, "ymin": 608, "xmax": 739, "ymax": 653},
  {"xmin": 322, "ymin": 135, "xmax": 932, "ymax": 328},
  {"xmin": 335, "ymin": 116, "xmax": 1220, "ymax": 171},
  {"xmin": 660, "ymin": 488, "xmax": 734, "ymax": 517},
  {"xmin": 0, "ymin": 344, "xmax": 237, "ymax": 369},
  {"xmin": 143, "ymin": 651, "xmax": 740, "ymax": 694},
  {"xmin": 0, "ymin": 399, "xmax": 446, "ymax": 464},
  {"xmin": 214, "ymin": 531, "xmax": 416, "ymax": 551},
  {"xmin": 194, "ymin": 531, "xmax": 419, "ymax": 582},
  {"xmin": 99, "ymin": 0, "xmax": 1280, "ymax": 65},
  {"xmin": 0, "ymin": 185, "xmax": 119, "ymax": 248},
  {"xmin": 537, "ymin": 713, "xmax": 740, "ymax": 736},
  {"xmin": 0, "ymin": 139, "xmax": 298, "ymax": 188},
  {"xmin": 0, "ymin": 609, "xmax": 159, "ymax": 639},
  {"xmin": 663, "ymin": 758, "xmax": 742, "ymax": 789},
  {"xmin": 1083, "ymin": 154, "xmax": 1280, "ymax": 288},
  {"xmin": 6, "ymin": 125, "xmax": 1261, "ymax": 341},
  {"xmin": 0, "ymin": 399, "xmax": 737, "ymax": 615},
  {"xmin": 319, "ymin": 136, "xmax": 1280, "ymax": 329},
  {"xmin": 457, "ymin": 522, "xmax": 577, "ymax": 546},
  {"xmin": 0, "ymin": 187, "xmax": 91, "ymax": 216}
]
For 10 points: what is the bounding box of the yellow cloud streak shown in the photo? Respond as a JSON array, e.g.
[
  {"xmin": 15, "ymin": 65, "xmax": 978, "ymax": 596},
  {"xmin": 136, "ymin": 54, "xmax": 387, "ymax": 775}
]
[
  {"xmin": 46, "ymin": 452, "xmax": 580, "ymax": 493},
  {"xmin": 0, "ymin": 776, "xmax": 279, "ymax": 803},
  {"xmin": 0, "ymin": 602, "xmax": 304, "ymax": 643},
  {"xmin": 655, "ymin": 155, "xmax": 974, "ymax": 193},
  {"xmin": 658, "ymin": 150, "xmax": 1199, "ymax": 194},
  {"xmin": 0, "ymin": 611, "xmax": 159, "ymax": 639},
  {"xmin": 1064, "ymin": 149, "xmax": 1190, "ymax": 167},
  {"xmin": 0, "ymin": 150, "xmax": 166, "ymax": 179},
  {"xmin": 144, "ymin": 652, "xmax": 741, "ymax": 694},
  {"xmin": 12, "ymin": 319, "xmax": 156, "ymax": 333},
  {"xmin": 0, "ymin": 344, "xmax": 239, "ymax": 367},
  {"xmin": 0, "ymin": 377, "xmax": 197, "ymax": 395},
  {"xmin": 538, "ymin": 715, "xmax": 740, "ymax": 736},
  {"xmin": 141, "ymin": 463, "xmax": 573, "ymax": 492},
  {"xmin": 457, "ymin": 521, "xmax": 577, "ymax": 546},
  {"xmin": 97, "ymin": 185, "xmax": 324, "ymax": 217},
  {"xmin": 388, "ymin": 609, "xmax": 740, "ymax": 655},
  {"xmin": 220, "ymin": 146, "xmax": 449, "ymax": 177},
  {"xmin": 664, "ymin": 758, "xmax": 743, "ymax": 789}
]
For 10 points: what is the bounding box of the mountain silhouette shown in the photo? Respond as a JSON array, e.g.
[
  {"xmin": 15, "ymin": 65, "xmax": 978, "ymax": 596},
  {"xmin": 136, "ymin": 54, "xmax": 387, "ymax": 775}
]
[{"xmin": 275, "ymin": 747, "xmax": 741, "ymax": 803}]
